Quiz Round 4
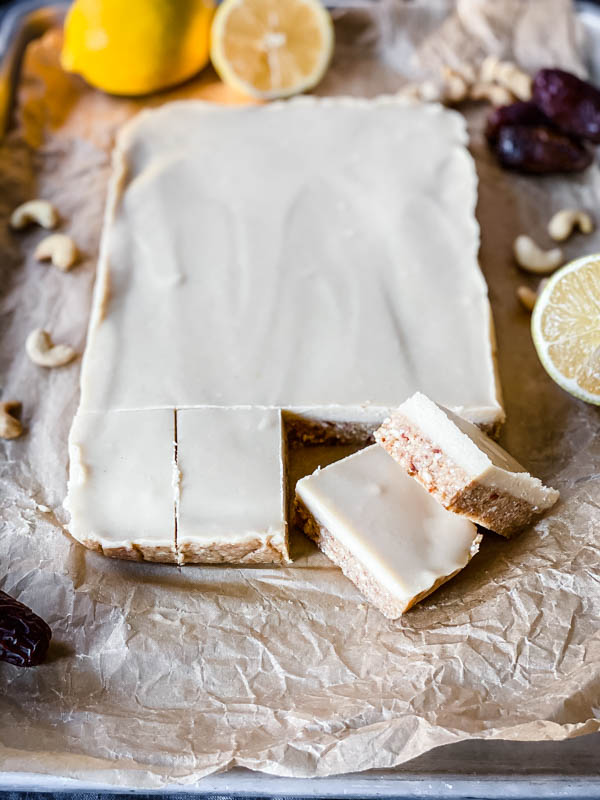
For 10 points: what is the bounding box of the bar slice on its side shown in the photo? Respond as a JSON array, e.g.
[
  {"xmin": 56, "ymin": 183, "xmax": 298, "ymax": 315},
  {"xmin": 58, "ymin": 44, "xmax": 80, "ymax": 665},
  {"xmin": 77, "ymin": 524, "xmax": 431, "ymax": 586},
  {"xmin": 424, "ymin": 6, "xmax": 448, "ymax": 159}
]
[
  {"xmin": 375, "ymin": 392, "xmax": 559, "ymax": 538},
  {"xmin": 295, "ymin": 445, "xmax": 481, "ymax": 619}
]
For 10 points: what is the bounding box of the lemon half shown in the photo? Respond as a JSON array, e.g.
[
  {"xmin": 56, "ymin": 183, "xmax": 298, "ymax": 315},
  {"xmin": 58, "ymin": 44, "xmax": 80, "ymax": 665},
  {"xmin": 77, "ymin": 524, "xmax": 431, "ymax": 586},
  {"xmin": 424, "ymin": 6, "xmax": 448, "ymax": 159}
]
[
  {"xmin": 531, "ymin": 254, "xmax": 600, "ymax": 405},
  {"xmin": 210, "ymin": 0, "xmax": 334, "ymax": 99}
]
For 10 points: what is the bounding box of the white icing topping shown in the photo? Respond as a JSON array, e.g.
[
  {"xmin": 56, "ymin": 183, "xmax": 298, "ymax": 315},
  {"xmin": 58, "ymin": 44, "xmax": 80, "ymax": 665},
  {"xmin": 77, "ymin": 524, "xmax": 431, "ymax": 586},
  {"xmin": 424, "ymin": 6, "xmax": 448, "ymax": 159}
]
[
  {"xmin": 65, "ymin": 409, "xmax": 176, "ymax": 552},
  {"xmin": 78, "ymin": 98, "xmax": 502, "ymax": 424},
  {"xmin": 296, "ymin": 445, "xmax": 480, "ymax": 607},
  {"xmin": 177, "ymin": 406, "xmax": 287, "ymax": 551}
]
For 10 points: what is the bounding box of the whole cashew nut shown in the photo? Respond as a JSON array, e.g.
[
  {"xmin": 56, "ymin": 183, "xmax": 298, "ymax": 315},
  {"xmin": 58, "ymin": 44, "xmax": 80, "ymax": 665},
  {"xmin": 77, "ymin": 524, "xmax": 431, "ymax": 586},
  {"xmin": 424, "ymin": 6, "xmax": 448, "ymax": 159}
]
[
  {"xmin": 547, "ymin": 209, "xmax": 594, "ymax": 242},
  {"xmin": 0, "ymin": 402, "xmax": 22, "ymax": 440},
  {"xmin": 25, "ymin": 329, "xmax": 76, "ymax": 368},
  {"xmin": 34, "ymin": 233, "xmax": 79, "ymax": 272},
  {"xmin": 513, "ymin": 235, "xmax": 563, "ymax": 274},
  {"xmin": 10, "ymin": 200, "xmax": 59, "ymax": 230}
]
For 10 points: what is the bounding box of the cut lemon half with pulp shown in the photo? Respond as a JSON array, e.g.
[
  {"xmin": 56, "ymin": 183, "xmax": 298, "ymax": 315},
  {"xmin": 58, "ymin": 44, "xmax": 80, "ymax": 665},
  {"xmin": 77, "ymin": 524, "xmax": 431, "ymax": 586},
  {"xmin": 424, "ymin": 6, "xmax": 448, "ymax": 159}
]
[
  {"xmin": 531, "ymin": 254, "xmax": 600, "ymax": 405},
  {"xmin": 210, "ymin": 0, "xmax": 334, "ymax": 99}
]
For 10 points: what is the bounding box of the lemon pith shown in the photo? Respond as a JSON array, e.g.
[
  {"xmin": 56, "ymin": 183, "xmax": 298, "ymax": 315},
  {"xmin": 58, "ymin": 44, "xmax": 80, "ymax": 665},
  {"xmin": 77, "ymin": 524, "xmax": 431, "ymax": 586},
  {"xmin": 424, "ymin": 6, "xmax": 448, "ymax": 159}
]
[
  {"xmin": 210, "ymin": 0, "xmax": 334, "ymax": 99},
  {"xmin": 531, "ymin": 254, "xmax": 600, "ymax": 405},
  {"xmin": 61, "ymin": 0, "xmax": 215, "ymax": 96}
]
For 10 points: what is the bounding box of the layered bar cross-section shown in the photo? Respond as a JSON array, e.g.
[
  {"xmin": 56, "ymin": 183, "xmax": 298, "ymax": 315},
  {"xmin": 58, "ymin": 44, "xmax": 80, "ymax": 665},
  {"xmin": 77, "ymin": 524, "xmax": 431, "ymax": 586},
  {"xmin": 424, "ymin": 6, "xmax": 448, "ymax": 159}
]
[{"xmin": 375, "ymin": 392, "xmax": 559, "ymax": 537}]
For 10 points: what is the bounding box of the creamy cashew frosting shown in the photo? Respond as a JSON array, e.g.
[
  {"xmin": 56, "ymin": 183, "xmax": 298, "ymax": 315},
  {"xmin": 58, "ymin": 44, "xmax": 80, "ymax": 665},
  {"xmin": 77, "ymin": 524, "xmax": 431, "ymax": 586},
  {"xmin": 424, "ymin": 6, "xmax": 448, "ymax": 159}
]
[
  {"xmin": 66, "ymin": 97, "xmax": 504, "ymax": 562},
  {"xmin": 176, "ymin": 407, "xmax": 288, "ymax": 563},
  {"xmin": 65, "ymin": 409, "xmax": 177, "ymax": 561},
  {"xmin": 296, "ymin": 445, "xmax": 481, "ymax": 614}
]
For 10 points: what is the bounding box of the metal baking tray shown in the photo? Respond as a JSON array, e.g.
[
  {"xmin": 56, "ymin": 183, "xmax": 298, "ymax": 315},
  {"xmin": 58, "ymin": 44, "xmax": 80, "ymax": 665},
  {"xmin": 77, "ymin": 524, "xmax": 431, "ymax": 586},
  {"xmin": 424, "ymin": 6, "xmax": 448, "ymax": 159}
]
[{"xmin": 1, "ymin": 0, "xmax": 599, "ymax": 795}]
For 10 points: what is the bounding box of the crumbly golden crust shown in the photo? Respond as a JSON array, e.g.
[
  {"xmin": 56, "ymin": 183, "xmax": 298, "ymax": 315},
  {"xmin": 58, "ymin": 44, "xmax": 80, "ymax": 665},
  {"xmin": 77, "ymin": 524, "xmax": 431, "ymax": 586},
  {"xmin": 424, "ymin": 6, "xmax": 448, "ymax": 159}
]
[
  {"xmin": 76, "ymin": 534, "xmax": 288, "ymax": 565},
  {"xmin": 77, "ymin": 537, "xmax": 179, "ymax": 563},
  {"xmin": 178, "ymin": 535, "xmax": 290, "ymax": 565},
  {"xmin": 295, "ymin": 499, "xmax": 480, "ymax": 619},
  {"xmin": 375, "ymin": 414, "xmax": 545, "ymax": 538}
]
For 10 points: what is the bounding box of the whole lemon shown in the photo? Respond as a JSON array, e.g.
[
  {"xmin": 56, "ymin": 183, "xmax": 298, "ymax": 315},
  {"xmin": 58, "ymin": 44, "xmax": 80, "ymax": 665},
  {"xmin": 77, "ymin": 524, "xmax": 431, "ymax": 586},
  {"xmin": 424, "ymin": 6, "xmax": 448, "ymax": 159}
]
[{"xmin": 61, "ymin": 0, "xmax": 214, "ymax": 96}]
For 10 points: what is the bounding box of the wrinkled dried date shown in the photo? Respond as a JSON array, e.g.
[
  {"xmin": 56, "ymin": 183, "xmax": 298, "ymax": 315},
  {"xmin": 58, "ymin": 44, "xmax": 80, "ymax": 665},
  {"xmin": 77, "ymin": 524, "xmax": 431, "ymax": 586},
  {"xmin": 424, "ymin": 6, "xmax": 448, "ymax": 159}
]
[
  {"xmin": 533, "ymin": 68, "xmax": 600, "ymax": 143},
  {"xmin": 485, "ymin": 101, "xmax": 554, "ymax": 143},
  {"xmin": 0, "ymin": 590, "xmax": 52, "ymax": 667},
  {"xmin": 494, "ymin": 125, "xmax": 593, "ymax": 173}
]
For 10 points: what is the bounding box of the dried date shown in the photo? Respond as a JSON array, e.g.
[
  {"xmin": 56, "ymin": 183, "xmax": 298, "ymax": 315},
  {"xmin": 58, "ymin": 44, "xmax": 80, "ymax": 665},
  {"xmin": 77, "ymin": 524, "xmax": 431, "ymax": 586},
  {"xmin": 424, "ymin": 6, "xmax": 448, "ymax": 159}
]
[
  {"xmin": 0, "ymin": 590, "xmax": 52, "ymax": 667},
  {"xmin": 533, "ymin": 68, "xmax": 600, "ymax": 143},
  {"xmin": 485, "ymin": 101, "xmax": 554, "ymax": 143},
  {"xmin": 494, "ymin": 125, "xmax": 593, "ymax": 174}
]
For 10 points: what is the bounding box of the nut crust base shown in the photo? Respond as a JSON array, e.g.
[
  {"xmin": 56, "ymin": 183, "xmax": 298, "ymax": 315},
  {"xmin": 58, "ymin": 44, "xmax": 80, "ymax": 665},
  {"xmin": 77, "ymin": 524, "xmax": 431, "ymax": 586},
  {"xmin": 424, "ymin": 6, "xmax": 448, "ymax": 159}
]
[
  {"xmin": 375, "ymin": 414, "xmax": 549, "ymax": 538},
  {"xmin": 76, "ymin": 534, "xmax": 290, "ymax": 565}
]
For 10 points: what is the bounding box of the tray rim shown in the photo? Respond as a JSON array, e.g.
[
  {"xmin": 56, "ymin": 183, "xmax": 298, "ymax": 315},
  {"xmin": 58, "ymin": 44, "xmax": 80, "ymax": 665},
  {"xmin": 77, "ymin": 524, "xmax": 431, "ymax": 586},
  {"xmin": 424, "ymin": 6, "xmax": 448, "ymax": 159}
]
[{"xmin": 1, "ymin": 0, "xmax": 600, "ymax": 794}]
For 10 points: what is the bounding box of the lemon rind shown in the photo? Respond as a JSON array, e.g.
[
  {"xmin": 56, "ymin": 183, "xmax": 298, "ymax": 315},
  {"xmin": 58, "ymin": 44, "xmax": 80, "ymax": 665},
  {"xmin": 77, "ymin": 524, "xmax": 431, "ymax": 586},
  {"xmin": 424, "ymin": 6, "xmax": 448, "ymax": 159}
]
[{"xmin": 531, "ymin": 254, "xmax": 600, "ymax": 406}]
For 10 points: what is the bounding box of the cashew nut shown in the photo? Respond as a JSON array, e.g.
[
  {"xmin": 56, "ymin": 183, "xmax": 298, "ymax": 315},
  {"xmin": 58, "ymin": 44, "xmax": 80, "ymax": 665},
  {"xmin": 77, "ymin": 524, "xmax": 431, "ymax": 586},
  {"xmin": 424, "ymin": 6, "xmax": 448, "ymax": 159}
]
[
  {"xmin": 25, "ymin": 329, "xmax": 76, "ymax": 367},
  {"xmin": 10, "ymin": 200, "xmax": 59, "ymax": 230},
  {"xmin": 513, "ymin": 235, "xmax": 563, "ymax": 274},
  {"xmin": 479, "ymin": 56, "xmax": 500, "ymax": 84},
  {"xmin": 479, "ymin": 56, "xmax": 532, "ymax": 101},
  {"xmin": 516, "ymin": 286, "xmax": 538, "ymax": 312},
  {"xmin": 417, "ymin": 80, "xmax": 444, "ymax": 103},
  {"xmin": 469, "ymin": 82, "xmax": 514, "ymax": 106},
  {"xmin": 547, "ymin": 209, "xmax": 594, "ymax": 242},
  {"xmin": 0, "ymin": 402, "xmax": 22, "ymax": 440},
  {"xmin": 516, "ymin": 277, "xmax": 550, "ymax": 312},
  {"xmin": 34, "ymin": 233, "xmax": 79, "ymax": 272},
  {"xmin": 441, "ymin": 67, "xmax": 470, "ymax": 104}
]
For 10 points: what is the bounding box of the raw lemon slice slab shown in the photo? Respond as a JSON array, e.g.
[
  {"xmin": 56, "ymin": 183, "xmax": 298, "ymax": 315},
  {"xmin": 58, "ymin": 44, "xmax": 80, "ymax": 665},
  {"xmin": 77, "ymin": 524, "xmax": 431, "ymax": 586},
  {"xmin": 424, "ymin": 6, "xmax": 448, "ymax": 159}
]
[
  {"xmin": 531, "ymin": 254, "xmax": 600, "ymax": 405},
  {"xmin": 210, "ymin": 0, "xmax": 334, "ymax": 99}
]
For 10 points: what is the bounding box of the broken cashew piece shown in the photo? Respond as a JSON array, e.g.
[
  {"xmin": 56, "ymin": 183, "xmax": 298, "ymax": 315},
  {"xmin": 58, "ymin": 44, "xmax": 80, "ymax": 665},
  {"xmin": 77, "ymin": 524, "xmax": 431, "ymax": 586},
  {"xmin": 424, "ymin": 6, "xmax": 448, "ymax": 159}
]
[
  {"xmin": 25, "ymin": 328, "xmax": 76, "ymax": 368},
  {"xmin": 34, "ymin": 233, "xmax": 79, "ymax": 272},
  {"xmin": 516, "ymin": 286, "xmax": 538, "ymax": 312},
  {"xmin": 0, "ymin": 402, "xmax": 23, "ymax": 440},
  {"xmin": 469, "ymin": 82, "xmax": 514, "ymax": 106},
  {"xmin": 516, "ymin": 278, "xmax": 550, "ymax": 312},
  {"xmin": 479, "ymin": 56, "xmax": 532, "ymax": 101},
  {"xmin": 513, "ymin": 235, "xmax": 563, "ymax": 274},
  {"xmin": 10, "ymin": 200, "xmax": 59, "ymax": 231},
  {"xmin": 441, "ymin": 67, "xmax": 470, "ymax": 104},
  {"xmin": 547, "ymin": 209, "xmax": 594, "ymax": 242}
]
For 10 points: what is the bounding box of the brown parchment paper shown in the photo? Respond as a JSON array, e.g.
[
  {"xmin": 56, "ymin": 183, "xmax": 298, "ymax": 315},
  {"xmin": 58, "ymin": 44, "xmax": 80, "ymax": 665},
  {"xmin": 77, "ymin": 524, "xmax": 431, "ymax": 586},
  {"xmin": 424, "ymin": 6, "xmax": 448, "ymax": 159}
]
[{"xmin": 1, "ymin": 0, "xmax": 600, "ymax": 787}]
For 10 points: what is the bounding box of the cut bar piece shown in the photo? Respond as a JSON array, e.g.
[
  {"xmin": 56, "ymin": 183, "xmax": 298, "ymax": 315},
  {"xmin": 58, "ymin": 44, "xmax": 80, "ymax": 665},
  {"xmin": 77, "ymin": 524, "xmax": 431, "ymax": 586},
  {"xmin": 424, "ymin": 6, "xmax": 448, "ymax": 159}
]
[
  {"xmin": 295, "ymin": 445, "xmax": 481, "ymax": 619},
  {"xmin": 375, "ymin": 392, "xmax": 559, "ymax": 538},
  {"xmin": 65, "ymin": 409, "xmax": 177, "ymax": 561},
  {"xmin": 176, "ymin": 407, "xmax": 289, "ymax": 564}
]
